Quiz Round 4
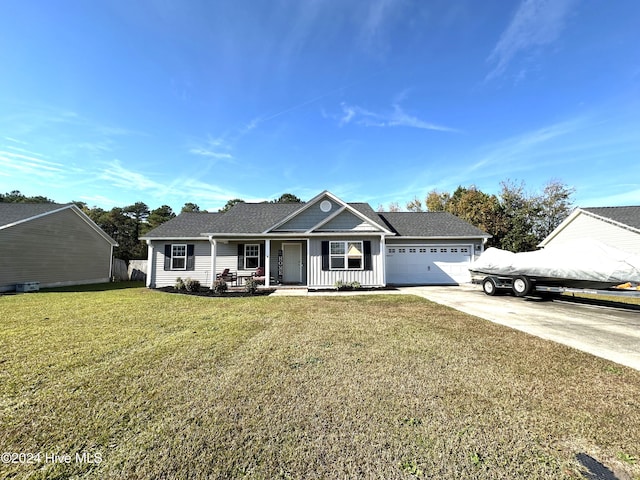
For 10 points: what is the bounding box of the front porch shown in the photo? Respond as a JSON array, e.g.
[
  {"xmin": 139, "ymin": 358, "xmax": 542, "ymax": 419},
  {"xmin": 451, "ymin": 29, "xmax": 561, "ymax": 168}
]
[{"xmin": 210, "ymin": 239, "xmax": 308, "ymax": 288}]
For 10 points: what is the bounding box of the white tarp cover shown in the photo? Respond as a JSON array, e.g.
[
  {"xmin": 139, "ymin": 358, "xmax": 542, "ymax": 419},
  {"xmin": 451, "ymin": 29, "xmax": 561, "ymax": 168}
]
[{"xmin": 470, "ymin": 239, "xmax": 640, "ymax": 284}]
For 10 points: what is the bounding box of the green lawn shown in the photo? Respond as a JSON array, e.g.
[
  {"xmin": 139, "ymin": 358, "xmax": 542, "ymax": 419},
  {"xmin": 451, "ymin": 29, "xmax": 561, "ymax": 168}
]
[{"xmin": 1, "ymin": 286, "xmax": 639, "ymax": 479}]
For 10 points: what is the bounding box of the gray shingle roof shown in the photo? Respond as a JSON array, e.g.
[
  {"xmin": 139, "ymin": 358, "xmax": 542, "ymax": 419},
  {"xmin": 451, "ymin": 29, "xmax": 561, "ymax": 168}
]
[
  {"xmin": 0, "ymin": 203, "xmax": 68, "ymax": 228},
  {"xmin": 378, "ymin": 211, "xmax": 491, "ymax": 238},
  {"xmin": 582, "ymin": 206, "xmax": 640, "ymax": 231},
  {"xmin": 211, "ymin": 203, "xmax": 302, "ymax": 233},
  {"xmin": 348, "ymin": 203, "xmax": 388, "ymax": 228},
  {"xmin": 142, "ymin": 202, "xmax": 490, "ymax": 239},
  {"xmin": 141, "ymin": 212, "xmax": 221, "ymax": 238}
]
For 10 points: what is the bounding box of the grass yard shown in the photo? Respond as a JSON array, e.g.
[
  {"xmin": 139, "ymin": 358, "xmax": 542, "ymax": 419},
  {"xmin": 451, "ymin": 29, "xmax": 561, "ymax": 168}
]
[{"xmin": 1, "ymin": 286, "xmax": 639, "ymax": 479}]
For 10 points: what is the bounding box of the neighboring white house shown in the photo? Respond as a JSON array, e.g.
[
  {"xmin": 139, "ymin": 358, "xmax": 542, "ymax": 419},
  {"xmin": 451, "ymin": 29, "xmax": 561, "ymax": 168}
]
[
  {"xmin": 140, "ymin": 190, "xmax": 491, "ymax": 289},
  {"xmin": 0, "ymin": 203, "xmax": 118, "ymax": 292},
  {"xmin": 539, "ymin": 206, "xmax": 640, "ymax": 255}
]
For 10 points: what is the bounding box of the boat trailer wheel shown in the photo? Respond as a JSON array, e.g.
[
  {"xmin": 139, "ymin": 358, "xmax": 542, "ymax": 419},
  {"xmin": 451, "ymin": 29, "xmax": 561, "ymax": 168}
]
[
  {"xmin": 482, "ymin": 277, "xmax": 499, "ymax": 296},
  {"xmin": 512, "ymin": 276, "xmax": 533, "ymax": 297}
]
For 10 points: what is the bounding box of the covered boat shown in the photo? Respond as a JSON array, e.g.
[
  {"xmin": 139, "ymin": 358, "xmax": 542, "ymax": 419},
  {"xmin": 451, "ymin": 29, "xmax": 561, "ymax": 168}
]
[{"xmin": 469, "ymin": 239, "xmax": 640, "ymax": 291}]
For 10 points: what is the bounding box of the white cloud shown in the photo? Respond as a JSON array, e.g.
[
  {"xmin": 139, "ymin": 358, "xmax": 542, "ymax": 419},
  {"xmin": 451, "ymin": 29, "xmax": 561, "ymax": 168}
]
[
  {"xmin": 465, "ymin": 117, "xmax": 587, "ymax": 176},
  {"xmin": 486, "ymin": 0, "xmax": 577, "ymax": 81},
  {"xmin": 100, "ymin": 159, "xmax": 164, "ymax": 192},
  {"xmin": 3, "ymin": 136, "xmax": 27, "ymax": 145},
  {"xmin": 188, "ymin": 135, "xmax": 235, "ymax": 161},
  {"xmin": 189, "ymin": 148, "xmax": 233, "ymax": 159},
  {"xmin": 98, "ymin": 159, "xmax": 245, "ymax": 210},
  {"xmin": 78, "ymin": 194, "xmax": 122, "ymax": 209},
  {"xmin": 0, "ymin": 150, "xmax": 65, "ymax": 177},
  {"xmin": 388, "ymin": 104, "xmax": 460, "ymax": 133},
  {"xmin": 337, "ymin": 102, "xmax": 459, "ymax": 132},
  {"xmin": 358, "ymin": 0, "xmax": 401, "ymax": 52}
]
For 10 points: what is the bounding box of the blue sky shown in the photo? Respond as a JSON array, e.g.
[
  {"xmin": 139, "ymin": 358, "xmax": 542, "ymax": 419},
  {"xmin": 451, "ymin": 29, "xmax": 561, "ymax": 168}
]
[{"xmin": 1, "ymin": 0, "xmax": 639, "ymax": 212}]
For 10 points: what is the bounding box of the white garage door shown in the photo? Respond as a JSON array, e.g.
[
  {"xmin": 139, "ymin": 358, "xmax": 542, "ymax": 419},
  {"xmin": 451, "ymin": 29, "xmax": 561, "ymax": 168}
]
[{"xmin": 386, "ymin": 245, "xmax": 472, "ymax": 285}]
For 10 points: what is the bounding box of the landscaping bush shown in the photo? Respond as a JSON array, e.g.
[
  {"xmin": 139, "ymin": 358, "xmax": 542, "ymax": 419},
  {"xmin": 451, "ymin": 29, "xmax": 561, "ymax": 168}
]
[
  {"xmin": 244, "ymin": 277, "xmax": 258, "ymax": 294},
  {"xmin": 334, "ymin": 280, "xmax": 362, "ymax": 290},
  {"xmin": 213, "ymin": 279, "xmax": 228, "ymax": 294},
  {"xmin": 184, "ymin": 278, "xmax": 201, "ymax": 292},
  {"xmin": 334, "ymin": 280, "xmax": 347, "ymax": 290},
  {"xmin": 175, "ymin": 277, "xmax": 185, "ymax": 291}
]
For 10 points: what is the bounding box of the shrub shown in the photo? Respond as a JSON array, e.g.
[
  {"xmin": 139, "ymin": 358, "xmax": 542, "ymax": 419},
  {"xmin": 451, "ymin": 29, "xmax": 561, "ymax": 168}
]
[
  {"xmin": 213, "ymin": 279, "xmax": 228, "ymax": 294},
  {"xmin": 244, "ymin": 277, "xmax": 258, "ymax": 294},
  {"xmin": 184, "ymin": 278, "xmax": 201, "ymax": 292},
  {"xmin": 175, "ymin": 277, "xmax": 185, "ymax": 291},
  {"xmin": 334, "ymin": 280, "xmax": 362, "ymax": 290}
]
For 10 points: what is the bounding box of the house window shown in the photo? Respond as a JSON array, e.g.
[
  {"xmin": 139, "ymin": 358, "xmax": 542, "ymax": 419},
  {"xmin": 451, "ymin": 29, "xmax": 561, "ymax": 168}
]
[
  {"xmin": 330, "ymin": 241, "xmax": 363, "ymax": 270},
  {"xmin": 172, "ymin": 244, "xmax": 187, "ymax": 270},
  {"xmin": 245, "ymin": 244, "xmax": 260, "ymax": 269}
]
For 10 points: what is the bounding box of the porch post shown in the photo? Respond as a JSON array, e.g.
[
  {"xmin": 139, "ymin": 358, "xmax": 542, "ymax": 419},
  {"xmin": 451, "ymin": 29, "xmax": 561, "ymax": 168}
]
[
  {"xmin": 264, "ymin": 239, "xmax": 271, "ymax": 287},
  {"xmin": 209, "ymin": 237, "xmax": 217, "ymax": 289}
]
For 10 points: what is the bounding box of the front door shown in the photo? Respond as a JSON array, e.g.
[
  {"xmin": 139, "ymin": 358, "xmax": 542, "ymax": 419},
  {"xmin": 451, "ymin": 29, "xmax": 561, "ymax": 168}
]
[{"xmin": 283, "ymin": 243, "xmax": 302, "ymax": 284}]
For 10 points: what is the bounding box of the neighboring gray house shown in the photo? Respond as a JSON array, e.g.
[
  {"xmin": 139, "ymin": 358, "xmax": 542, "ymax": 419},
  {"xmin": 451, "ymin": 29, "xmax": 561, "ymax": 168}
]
[
  {"xmin": 539, "ymin": 206, "xmax": 640, "ymax": 255},
  {"xmin": 141, "ymin": 191, "xmax": 490, "ymax": 289},
  {"xmin": 0, "ymin": 203, "xmax": 118, "ymax": 292}
]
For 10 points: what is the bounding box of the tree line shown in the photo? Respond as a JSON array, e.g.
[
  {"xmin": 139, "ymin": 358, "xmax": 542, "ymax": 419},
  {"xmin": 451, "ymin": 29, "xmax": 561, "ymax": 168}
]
[
  {"xmin": 0, "ymin": 191, "xmax": 302, "ymax": 262},
  {"xmin": 379, "ymin": 179, "xmax": 575, "ymax": 252},
  {"xmin": 2, "ymin": 182, "xmax": 573, "ymax": 260}
]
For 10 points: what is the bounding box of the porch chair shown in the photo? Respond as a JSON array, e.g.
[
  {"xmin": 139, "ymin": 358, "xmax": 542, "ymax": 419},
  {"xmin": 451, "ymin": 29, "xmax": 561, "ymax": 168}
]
[
  {"xmin": 216, "ymin": 268, "xmax": 237, "ymax": 284},
  {"xmin": 252, "ymin": 267, "xmax": 266, "ymax": 284}
]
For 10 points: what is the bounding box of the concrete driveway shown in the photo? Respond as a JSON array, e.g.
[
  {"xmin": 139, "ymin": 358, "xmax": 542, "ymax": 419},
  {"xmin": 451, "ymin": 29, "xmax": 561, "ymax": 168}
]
[{"xmin": 402, "ymin": 285, "xmax": 640, "ymax": 372}]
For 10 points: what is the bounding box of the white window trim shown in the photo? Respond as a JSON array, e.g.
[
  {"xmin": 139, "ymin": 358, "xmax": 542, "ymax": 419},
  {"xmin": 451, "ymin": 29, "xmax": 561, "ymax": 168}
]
[
  {"xmin": 329, "ymin": 240, "xmax": 364, "ymax": 271},
  {"xmin": 244, "ymin": 244, "xmax": 260, "ymax": 269},
  {"xmin": 172, "ymin": 243, "xmax": 187, "ymax": 270}
]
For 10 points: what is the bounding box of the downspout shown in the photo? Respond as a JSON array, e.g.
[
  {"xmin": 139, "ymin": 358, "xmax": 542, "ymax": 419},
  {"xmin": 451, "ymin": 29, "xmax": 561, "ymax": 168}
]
[
  {"xmin": 306, "ymin": 238, "xmax": 310, "ymax": 287},
  {"xmin": 380, "ymin": 234, "xmax": 386, "ymax": 287},
  {"xmin": 209, "ymin": 236, "xmax": 217, "ymax": 289},
  {"xmin": 109, "ymin": 244, "xmax": 115, "ymax": 283},
  {"xmin": 145, "ymin": 240, "xmax": 154, "ymax": 288}
]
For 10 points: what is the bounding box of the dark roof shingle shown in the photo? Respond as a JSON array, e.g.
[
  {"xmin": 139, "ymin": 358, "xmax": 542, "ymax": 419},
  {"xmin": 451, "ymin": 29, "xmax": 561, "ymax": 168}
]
[
  {"xmin": 0, "ymin": 203, "xmax": 68, "ymax": 228},
  {"xmin": 142, "ymin": 202, "xmax": 490, "ymax": 239},
  {"xmin": 378, "ymin": 211, "xmax": 491, "ymax": 238},
  {"xmin": 583, "ymin": 206, "xmax": 640, "ymax": 231},
  {"xmin": 210, "ymin": 203, "xmax": 302, "ymax": 233},
  {"xmin": 141, "ymin": 212, "xmax": 220, "ymax": 238}
]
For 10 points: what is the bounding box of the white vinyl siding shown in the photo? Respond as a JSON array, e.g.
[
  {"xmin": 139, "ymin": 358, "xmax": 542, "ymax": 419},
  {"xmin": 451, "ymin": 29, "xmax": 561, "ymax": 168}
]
[
  {"xmin": 309, "ymin": 237, "xmax": 383, "ymax": 288},
  {"xmin": 215, "ymin": 242, "xmax": 272, "ymax": 280},
  {"xmin": 545, "ymin": 213, "xmax": 640, "ymax": 255},
  {"xmin": 151, "ymin": 241, "xmax": 212, "ymax": 288}
]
